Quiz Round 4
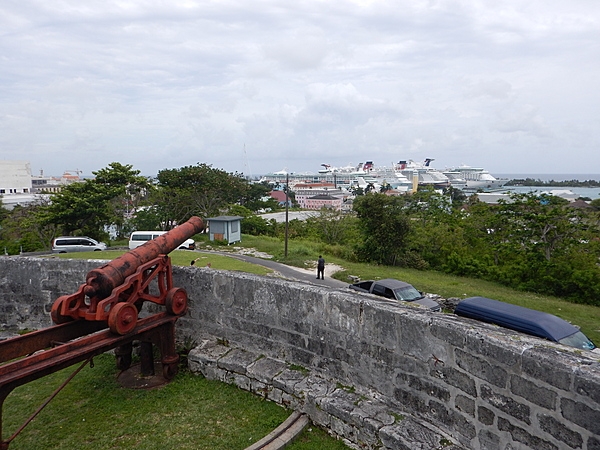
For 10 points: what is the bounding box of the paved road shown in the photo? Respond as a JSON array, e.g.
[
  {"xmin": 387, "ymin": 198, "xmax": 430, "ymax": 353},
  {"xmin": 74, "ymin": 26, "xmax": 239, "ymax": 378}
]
[{"xmin": 197, "ymin": 250, "xmax": 349, "ymax": 289}]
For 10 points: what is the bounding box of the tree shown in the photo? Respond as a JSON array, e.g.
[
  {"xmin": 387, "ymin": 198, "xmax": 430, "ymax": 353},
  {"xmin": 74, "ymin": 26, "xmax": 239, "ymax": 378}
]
[
  {"xmin": 155, "ymin": 163, "xmax": 249, "ymax": 224},
  {"xmin": 93, "ymin": 162, "xmax": 151, "ymax": 238},
  {"xmin": 353, "ymin": 193, "xmax": 411, "ymax": 266},
  {"xmin": 239, "ymin": 181, "xmax": 277, "ymax": 212},
  {"xmin": 306, "ymin": 208, "xmax": 358, "ymax": 246},
  {"xmin": 37, "ymin": 162, "xmax": 147, "ymax": 240}
]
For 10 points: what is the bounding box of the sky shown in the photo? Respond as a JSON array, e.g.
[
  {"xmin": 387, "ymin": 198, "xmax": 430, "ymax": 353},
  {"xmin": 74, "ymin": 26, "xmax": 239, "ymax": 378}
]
[{"xmin": 1, "ymin": 1, "xmax": 599, "ymax": 179}]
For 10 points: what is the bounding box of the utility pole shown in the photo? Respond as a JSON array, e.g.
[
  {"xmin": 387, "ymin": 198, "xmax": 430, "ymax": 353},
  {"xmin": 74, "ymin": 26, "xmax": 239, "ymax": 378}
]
[{"xmin": 284, "ymin": 173, "xmax": 289, "ymax": 257}]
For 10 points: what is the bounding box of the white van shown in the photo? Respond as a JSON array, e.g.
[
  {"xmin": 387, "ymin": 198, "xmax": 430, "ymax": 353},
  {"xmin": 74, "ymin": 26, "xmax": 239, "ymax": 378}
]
[{"xmin": 128, "ymin": 231, "xmax": 196, "ymax": 250}]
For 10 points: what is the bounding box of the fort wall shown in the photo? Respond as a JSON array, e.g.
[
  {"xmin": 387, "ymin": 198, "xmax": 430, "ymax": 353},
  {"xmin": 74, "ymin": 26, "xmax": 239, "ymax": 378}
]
[{"xmin": 1, "ymin": 257, "xmax": 599, "ymax": 449}]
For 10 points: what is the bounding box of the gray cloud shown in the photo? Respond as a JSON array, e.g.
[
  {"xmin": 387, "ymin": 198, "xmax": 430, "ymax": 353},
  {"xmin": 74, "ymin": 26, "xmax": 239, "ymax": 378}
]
[{"xmin": 1, "ymin": 0, "xmax": 599, "ymax": 177}]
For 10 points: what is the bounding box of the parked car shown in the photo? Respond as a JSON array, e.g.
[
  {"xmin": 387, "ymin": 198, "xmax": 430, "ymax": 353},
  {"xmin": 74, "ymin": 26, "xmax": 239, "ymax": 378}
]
[
  {"xmin": 128, "ymin": 231, "xmax": 196, "ymax": 250},
  {"xmin": 349, "ymin": 278, "xmax": 441, "ymax": 311},
  {"xmin": 455, "ymin": 296, "xmax": 597, "ymax": 352},
  {"xmin": 51, "ymin": 236, "xmax": 107, "ymax": 253}
]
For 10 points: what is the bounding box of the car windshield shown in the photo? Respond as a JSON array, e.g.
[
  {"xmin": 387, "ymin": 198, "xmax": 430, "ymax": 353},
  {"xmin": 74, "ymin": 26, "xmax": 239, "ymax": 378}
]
[
  {"xmin": 393, "ymin": 286, "xmax": 423, "ymax": 302},
  {"xmin": 558, "ymin": 331, "xmax": 596, "ymax": 351}
]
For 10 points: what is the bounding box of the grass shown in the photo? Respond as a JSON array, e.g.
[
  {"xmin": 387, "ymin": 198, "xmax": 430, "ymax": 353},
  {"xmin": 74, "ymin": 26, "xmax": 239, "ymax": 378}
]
[
  {"xmin": 3, "ymin": 354, "xmax": 348, "ymax": 450},
  {"xmin": 50, "ymin": 249, "xmax": 273, "ymax": 276}
]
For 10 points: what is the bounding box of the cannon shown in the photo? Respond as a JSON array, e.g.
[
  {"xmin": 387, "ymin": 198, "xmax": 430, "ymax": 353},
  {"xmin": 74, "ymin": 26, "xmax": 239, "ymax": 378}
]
[
  {"xmin": 0, "ymin": 217, "xmax": 204, "ymax": 449},
  {"xmin": 51, "ymin": 216, "xmax": 204, "ymax": 334}
]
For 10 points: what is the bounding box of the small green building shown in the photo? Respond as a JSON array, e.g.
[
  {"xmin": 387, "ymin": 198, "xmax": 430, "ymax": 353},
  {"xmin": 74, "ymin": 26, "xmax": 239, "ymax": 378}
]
[{"xmin": 206, "ymin": 215, "xmax": 243, "ymax": 244}]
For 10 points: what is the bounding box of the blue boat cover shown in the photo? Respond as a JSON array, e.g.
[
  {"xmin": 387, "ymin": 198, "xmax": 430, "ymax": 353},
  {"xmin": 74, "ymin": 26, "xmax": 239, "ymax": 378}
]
[{"xmin": 455, "ymin": 296, "xmax": 578, "ymax": 342}]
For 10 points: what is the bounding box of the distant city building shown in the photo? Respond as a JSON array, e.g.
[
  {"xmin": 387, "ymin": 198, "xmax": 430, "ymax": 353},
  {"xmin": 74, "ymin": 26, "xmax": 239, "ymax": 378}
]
[
  {"xmin": 295, "ymin": 187, "xmax": 346, "ymax": 209},
  {"xmin": 268, "ymin": 190, "xmax": 292, "ymax": 207},
  {"xmin": 0, "ymin": 160, "xmax": 32, "ymax": 195},
  {"xmin": 304, "ymin": 194, "xmax": 343, "ymax": 211},
  {"xmin": 1, "ymin": 161, "xmax": 83, "ymax": 209}
]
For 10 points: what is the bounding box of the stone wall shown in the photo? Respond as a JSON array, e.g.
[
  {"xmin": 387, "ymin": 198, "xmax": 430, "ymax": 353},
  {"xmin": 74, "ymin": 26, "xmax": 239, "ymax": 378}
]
[{"xmin": 2, "ymin": 257, "xmax": 599, "ymax": 449}]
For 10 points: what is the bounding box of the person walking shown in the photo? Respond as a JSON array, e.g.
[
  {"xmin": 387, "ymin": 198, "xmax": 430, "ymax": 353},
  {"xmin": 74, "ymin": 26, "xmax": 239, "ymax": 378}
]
[{"xmin": 317, "ymin": 255, "xmax": 325, "ymax": 280}]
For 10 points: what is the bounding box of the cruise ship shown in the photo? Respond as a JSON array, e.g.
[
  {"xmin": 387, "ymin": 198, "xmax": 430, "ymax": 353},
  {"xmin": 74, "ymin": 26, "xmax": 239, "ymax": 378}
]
[
  {"xmin": 443, "ymin": 165, "xmax": 508, "ymax": 190},
  {"xmin": 261, "ymin": 161, "xmax": 413, "ymax": 192},
  {"xmin": 393, "ymin": 159, "xmax": 466, "ymax": 190},
  {"xmin": 260, "ymin": 159, "xmax": 505, "ymax": 193}
]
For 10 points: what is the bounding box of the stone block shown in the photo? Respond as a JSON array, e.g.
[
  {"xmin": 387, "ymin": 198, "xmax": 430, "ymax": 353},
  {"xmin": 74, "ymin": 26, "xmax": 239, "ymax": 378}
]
[
  {"xmin": 428, "ymin": 400, "xmax": 477, "ymax": 442},
  {"xmin": 478, "ymin": 429, "xmax": 501, "ymax": 450},
  {"xmin": 573, "ymin": 363, "xmax": 600, "ymax": 407},
  {"xmin": 538, "ymin": 414, "xmax": 583, "ymax": 449},
  {"xmin": 561, "ymin": 398, "xmax": 600, "ymax": 435},
  {"xmin": 510, "ymin": 375, "xmax": 557, "ymax": 410},
  {"xmin": 477, "ymin": 406, "xmax": 495, "ymax": 426},
  {"xmin": 455, "ymin": 395, "xmax": 475, "ymax": 417},
  {"xmin": 480, "ymin": 384, "xmax": 531, "ymax": 425},
  {"xmin": 380, "ymin": 418, "xmax": 462, "ymax": 450},
  {"xmin": 272, "ymin": 368, "xmax": 308, "ymax": 394},
  {"xmin": 455, "ymin": 349, "xmax": 508, "ymax": 388},
  {"xmin": 588, "ymin": 436, "xmax": 600, "ymax": 450},
  {"xmin": 247, "ymin": 357, "xmax": 287, "ymax": 384},
  {"xmin": 431, "ymin": 365, "xmax": 477, "ymax": 397},
  {"xmin": 521, "ymin": 347, "xmax": 572, "ymax": 390},
  {"xmin": 217, "ymin": 348, "xmax": 259, "ymax": 374},
  {"xmin": 497, "ymin": 417, "xmax": 558, "ymax": 450},
  {"xmin": 395, "ymin": 372, "xmax": 451, "ymax": 402}
]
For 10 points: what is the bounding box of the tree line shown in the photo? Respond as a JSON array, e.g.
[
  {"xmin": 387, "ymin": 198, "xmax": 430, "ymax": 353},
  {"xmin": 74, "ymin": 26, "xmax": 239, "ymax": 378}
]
[
  {"xmin": 0, "ymin": 162, "xmax": 276, "ymax": 253},
  {"xmin": 241, "ymin": 188, "xmax": 600, "ymax": 306},
  {"xmin": 2, "ymin": 162, "xmax": 600, "ymax": 305}
]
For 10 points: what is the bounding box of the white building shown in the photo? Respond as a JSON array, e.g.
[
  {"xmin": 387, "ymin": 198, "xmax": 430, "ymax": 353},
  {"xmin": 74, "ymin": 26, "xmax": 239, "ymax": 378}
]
[
  {"xmin": 0, "ymin": 160, "xmax": 32, "ymax": 195},
  {"xmin": 0, "ymin": 160, "xmax": 55, "ymax": 210}
]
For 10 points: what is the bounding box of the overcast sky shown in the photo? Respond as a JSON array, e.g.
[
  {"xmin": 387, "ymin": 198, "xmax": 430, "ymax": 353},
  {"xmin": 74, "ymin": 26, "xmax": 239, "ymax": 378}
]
[{"xmin": 1, "ymin": 1, "xmax": 599, "ymax": 178}]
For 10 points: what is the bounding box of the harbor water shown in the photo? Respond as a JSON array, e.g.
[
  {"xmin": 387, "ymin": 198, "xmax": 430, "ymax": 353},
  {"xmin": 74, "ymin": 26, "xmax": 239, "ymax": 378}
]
[{"xmin": 496, "ymin": 174, "xmax": 600, "ymax": 199}]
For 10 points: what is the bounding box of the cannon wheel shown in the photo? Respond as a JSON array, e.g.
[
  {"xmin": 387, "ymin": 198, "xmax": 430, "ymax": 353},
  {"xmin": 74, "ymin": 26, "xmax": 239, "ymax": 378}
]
[
  {"xmin": 165, "ymin": 288, "xmax": 188, "ymax": 315},
  {"xmin": 50, "ymin": 300, "xmax": 73, "ymax": 324},
  {"xmin": 108, "ymin": 302, "xmax": 138, "ymax": 335},
  {"xmin": 162, "ymin": 355, "xmax": 180, "ymax": 380}
]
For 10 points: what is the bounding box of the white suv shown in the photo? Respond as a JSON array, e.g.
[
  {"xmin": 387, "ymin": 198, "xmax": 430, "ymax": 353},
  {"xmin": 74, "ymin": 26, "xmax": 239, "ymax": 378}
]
[{"xmin": 51, "ymin": 236, "xmax": 107, "ymax": 253}]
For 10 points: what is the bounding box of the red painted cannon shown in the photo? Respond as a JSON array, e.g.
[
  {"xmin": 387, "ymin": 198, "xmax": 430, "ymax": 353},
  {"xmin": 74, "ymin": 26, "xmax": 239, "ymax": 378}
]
[{"xmin": 51, "ymin": 216, "xmax": 204, "ymax": 334}]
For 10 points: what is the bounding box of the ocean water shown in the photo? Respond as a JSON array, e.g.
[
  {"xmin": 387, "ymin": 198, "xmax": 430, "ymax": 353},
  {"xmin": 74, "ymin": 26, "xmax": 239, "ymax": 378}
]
[
  {"xmin": 504, "ymin": 186, "xmax": 600, "ymax": 199},
  {"xmin": 494, "ymin": 174, "xmax": 600, "ymax": 199}
]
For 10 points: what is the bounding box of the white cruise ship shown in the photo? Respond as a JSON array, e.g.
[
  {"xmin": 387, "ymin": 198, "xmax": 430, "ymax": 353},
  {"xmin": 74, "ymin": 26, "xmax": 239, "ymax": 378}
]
[
  {"xmin": 443, "ymin": 165, "xmax": 508, "ymax": 190},
  {"xmin": 394, "ymin": 159, "xmax": 466, "ymax": 190}
]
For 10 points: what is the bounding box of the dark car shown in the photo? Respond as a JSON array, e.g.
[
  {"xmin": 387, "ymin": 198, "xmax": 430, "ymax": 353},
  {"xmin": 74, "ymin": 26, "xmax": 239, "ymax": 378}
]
[
  {"xmin": 455, "ymin": 296, "xmax": 597, "ymax": 351},
  {"xmin": 349, "ymin": 278, "xmax": 441, "ymax": 311}
]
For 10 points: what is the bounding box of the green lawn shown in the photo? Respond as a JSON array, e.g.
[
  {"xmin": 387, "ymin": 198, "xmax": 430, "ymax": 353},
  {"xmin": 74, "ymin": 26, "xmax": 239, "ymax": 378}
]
[
  {"xmin": 52, "ymin": 249, "xmax": 273, "ymax": 276},
  {"xmin": 4, "ymin": 354, "xmax": 348, "ymax": 450}
]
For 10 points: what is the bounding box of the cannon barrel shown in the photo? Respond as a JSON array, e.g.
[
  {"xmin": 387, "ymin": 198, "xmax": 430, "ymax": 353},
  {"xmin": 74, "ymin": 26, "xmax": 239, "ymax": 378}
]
[{"xmin": 83, "ymin": 216, "xmax": 204, "ymax": 299}]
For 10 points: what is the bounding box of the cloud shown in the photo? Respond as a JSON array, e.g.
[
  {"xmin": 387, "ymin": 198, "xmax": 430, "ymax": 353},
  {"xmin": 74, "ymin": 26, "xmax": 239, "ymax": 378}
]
[{"xmin": 0, "ymin": 0, "xmax": 599, "ymax": 176}]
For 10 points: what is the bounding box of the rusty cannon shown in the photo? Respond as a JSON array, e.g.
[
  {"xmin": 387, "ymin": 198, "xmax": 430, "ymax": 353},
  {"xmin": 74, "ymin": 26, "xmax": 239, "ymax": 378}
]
[
  {"xmin": 51, "ymin": 216, "xmax": 204, "ymax": 334},
  {"xmin": 0, "ymin": 216, "xmax": 203, "ymax": 449}
]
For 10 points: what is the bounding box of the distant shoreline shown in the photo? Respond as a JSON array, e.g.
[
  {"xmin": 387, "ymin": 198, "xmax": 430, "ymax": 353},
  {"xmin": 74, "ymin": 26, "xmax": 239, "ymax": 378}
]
[
  {"xmin": 497, "ymin": 174, "xmax": 600, "ymax": 183},
  {"xmin": 499, "ymin": 174, "xmax": 600, "ymax": 188}
]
